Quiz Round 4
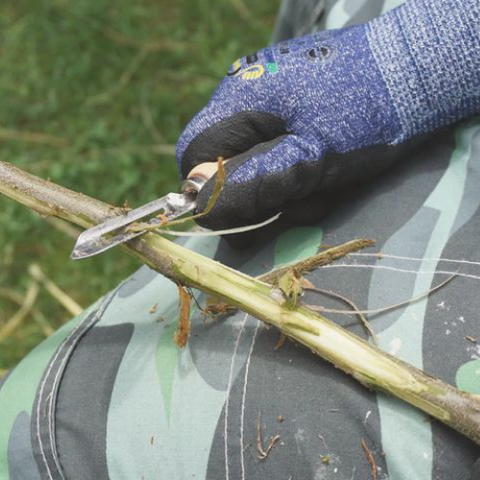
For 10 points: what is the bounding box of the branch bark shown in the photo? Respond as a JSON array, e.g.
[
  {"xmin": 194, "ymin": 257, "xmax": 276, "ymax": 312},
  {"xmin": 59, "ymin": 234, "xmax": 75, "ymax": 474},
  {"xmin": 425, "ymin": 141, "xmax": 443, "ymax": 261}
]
[{"xmin": 1, "ymin": 160, "xmax": 480, "ymax": 446}]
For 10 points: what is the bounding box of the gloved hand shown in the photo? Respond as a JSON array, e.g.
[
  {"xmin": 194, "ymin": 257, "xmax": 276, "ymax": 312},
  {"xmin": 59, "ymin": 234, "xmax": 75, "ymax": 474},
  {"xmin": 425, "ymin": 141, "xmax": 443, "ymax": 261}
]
[{"xmin": 177, "ymin": 0, "xmax": 480, "ymax": 232}]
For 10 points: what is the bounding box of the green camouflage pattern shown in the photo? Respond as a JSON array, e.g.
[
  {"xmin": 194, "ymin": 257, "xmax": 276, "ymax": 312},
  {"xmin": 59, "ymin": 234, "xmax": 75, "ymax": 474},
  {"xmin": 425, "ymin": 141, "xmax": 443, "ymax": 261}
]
[{"xmin": 2, "ymin": 1, "xmax": 480, "ymax": 479}]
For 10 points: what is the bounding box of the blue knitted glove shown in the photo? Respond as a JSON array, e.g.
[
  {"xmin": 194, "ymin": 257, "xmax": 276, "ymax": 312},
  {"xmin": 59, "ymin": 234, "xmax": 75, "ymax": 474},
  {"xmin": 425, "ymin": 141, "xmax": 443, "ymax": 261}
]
[{"xmin": 177, "ymin": 0, "xmax": 480, "ymax": 231}]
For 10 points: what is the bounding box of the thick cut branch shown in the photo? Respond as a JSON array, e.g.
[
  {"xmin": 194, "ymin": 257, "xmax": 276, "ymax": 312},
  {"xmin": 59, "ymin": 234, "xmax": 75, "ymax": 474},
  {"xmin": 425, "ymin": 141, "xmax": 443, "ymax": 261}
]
[{"xmin": 1, "ymin": 161, "xmax": 480, "ymax": 446}]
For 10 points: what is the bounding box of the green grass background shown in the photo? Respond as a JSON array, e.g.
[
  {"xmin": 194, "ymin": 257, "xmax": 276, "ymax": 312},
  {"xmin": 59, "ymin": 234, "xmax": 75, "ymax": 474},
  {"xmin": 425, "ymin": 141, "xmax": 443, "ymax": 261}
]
[{"xmin": 0, "ymin": 0, "xmax": 278, "ymax": 370}]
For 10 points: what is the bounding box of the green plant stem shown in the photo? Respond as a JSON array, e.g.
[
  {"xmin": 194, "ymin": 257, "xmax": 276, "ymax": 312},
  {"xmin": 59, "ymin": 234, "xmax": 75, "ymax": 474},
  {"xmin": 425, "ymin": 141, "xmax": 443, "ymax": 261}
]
[
  {"xmin": 258, "ymin": 238, "xmax": 375, "ymax": 284},
  {"xmin": 1, "ymin": 160, "xmax": 480, "ymax": 445}
]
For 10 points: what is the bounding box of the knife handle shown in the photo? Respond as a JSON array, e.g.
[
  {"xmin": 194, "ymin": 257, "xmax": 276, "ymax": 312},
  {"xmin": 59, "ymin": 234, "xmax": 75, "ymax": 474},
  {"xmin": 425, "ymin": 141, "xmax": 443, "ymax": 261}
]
[
  {"xmin": 180, "ymin": 176, "xmax": 207, "ymax": 200},
  {"xmin": 181, "ymin": 160, "xmax": 228, "ymax": 199},
  {"xmin": 188, "ymin": 160, "xmax": 226, "ymax": 181}
]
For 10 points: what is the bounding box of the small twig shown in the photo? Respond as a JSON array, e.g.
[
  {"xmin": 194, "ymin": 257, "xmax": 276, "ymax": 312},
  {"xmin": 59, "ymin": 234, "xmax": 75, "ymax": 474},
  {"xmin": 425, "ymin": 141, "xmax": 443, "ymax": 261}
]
[
  {"xmin": 361, "ymin": 438, "xmax": 377, "ymax": 480},
  {"xmin": 190, "ymin": 292, "xmax": 208, "ymax": 319},
  {"xmin": 1, "ymin": 243, "xmax": 14, "ymax": 271},
  {"xmin": 256, "ymin": 413, "xmax": 280, "ymax": 461},
  {"xmin": 259, "ymin": 239, "xmax": 376, "ymax": 285},
  {"xmin": 45, "ymin": 217, "xmax": 82, "ymax": 239},
  {"xmin": 229, "ymin": 0, "xmax": 252, "ymax": 20},
  {"xmin": 257, "ymin": 413, "xmax": 266, "ymax": 459},
  {"xmin": 0, "ymin": 281, "xmax": 40, "ymax": 342},
  {"xmin": 0, "ymin": 287, "xmax": 54, "ymax": 336},
  {"xmin": 148, "ymin": 144, "xmax": 177, "ymax": 156},
  {"xmin": 103, "ymin": 27, "xmax": 190, "ymax": 52},
  {"xmin": 303, "ymin": 287, "xmax": 378, "ymax": 345},
  {"xmin": 155, "ymin": 69, "xmax": 218, "ymax": 85},
  {"xmin": 140, "ymin": 105, "xmax": 164, "ymax": 143},
  {"xmin": 0, "ymin": 127, "xmax": 68, "ymax": 148},
  {"xmin": 87, "ymin": 47, "xmax": 150, "ymax": 106},
  {"xmin": 28, "ymin": 264, "xmax": 83, "ymax": 316},
  {"xmin": 201, "ymin": 302, "xmax": 235, "ymax": 320},
  {"xmin": 140, "ymin": 88, "xmax": 166, "ymax": 143},
  {"xmin": 307, "ymin": 273, "xmax": 456, "ymax": 317},
  {"xmin": 263, "ymin": 435, "xmax": 281, "ymax": 460},
  {"xmin": 97, "ymin": 144, "xmax": 176, "ymax": 156}
]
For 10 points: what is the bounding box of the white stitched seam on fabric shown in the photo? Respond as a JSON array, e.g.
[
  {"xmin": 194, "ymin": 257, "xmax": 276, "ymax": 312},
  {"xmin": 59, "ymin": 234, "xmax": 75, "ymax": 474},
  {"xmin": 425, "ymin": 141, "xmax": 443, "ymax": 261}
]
[
  {"xmin": 350, "ymin": 252, "xmax": 480, "ymax": 267},
  {"xmin": 35, "ymin": 309, "xmax": 98, "ymax": 480},
  {"xmin": 41, "ymin": 301, "xmax": 106, "ymax": 480},
  {"xmin": 36, "ymin": 307, "xmax": 98, "ymax": 480},
  {"xmin": 47, "ymin": 310, "xmax": 102, "ymax": 477},
  {"xmin": 240, "ymin": 321, "xmax": 261, "ymax": 480},
  {"xmin": 319, "ymin": 263, "xmax": 480, "ymax": 282},
  {"xmin": 49, "ymin": 287, "xmax": 122, "ymax": 476},
  {"xmin": 224, "ymin": 313, "xmax": 249, "ymax": 480},
  {"xmin": 35, "ymin": 292, "xmax": 115, "ymax": 480}
]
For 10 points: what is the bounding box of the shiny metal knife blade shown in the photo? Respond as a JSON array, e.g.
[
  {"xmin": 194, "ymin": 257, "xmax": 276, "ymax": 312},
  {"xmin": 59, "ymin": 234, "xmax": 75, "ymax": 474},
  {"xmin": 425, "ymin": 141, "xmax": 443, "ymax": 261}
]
[{"xmin": 70, "ymin": 177, "xmax": 206, "ymax": 260}]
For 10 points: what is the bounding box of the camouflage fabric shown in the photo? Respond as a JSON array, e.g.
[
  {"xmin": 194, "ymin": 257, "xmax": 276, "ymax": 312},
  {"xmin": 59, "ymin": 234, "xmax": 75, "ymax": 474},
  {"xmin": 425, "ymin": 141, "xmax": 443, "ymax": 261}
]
[
  {"xmin": 273, "ymin": 0, "xmax": 404, "ymax": 41},
  {"xmin": 2, "ymin": 1, "xmax": 480, "ymax": 479}
]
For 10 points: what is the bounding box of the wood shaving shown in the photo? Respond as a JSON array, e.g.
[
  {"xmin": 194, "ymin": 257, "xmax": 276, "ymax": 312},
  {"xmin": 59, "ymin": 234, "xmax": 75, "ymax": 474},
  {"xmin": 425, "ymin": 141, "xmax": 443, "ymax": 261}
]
[
  {"xmin": 274, "ymin": 333, "xmax": 287, "ymax": 351},
  {"xmin": 174, "ymin": 284, "xmax": 191, "ymax": 348},
  {"xmin": 361, "ymin": 438, "xmax": 377, "ymax": 480}
]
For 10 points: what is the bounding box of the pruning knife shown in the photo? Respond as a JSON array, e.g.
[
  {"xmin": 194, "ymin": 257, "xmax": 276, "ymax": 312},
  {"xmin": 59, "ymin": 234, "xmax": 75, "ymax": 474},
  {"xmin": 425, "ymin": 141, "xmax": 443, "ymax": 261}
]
[{"xmin": 70, "ymin": 176, "xmax": 207, "ymax": 260}]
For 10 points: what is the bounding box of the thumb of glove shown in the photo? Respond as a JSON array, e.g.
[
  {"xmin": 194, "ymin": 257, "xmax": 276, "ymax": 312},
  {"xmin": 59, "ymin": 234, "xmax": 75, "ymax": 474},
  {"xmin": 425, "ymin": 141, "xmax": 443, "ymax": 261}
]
[{"xmin": 193, "ymin": 133, "xmax": 326, "ymax": 231}]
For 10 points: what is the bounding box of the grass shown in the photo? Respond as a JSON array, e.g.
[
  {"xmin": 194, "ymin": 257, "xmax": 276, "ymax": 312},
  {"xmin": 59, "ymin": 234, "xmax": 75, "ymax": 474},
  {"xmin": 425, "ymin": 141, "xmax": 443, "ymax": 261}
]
[{"xmin": 0, "ymin": 0, "xmax": 278, "ymax": 370}]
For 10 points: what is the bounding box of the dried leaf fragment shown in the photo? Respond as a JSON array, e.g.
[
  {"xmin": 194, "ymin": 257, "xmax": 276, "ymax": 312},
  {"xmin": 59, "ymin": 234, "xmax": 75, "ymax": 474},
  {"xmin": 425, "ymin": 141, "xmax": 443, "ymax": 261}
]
[
  {"xmin": 361, "ymin": 438, "xmax": 377, "ymax": 480},
  {"xmin": 156, "ymin": 213, "xmax": 169, "ymax": 226},
  {"xmin": 274, "ymin": 333, "xmax": 287, "ymax": 351},
  {"xmin": 263, "ymin": 435, "xmax": 281, "ymax": 460},
  {"xmin": 207, "ymin": 302, "xmax": 231, "ymax": 316},
  {"xmin": 174, "ymin": 284, "xmax": 191, "ymax": 348},
  {"xmin": 320, "ymin": 455, "xmax": 331, "ymax": 465},
  {"xmin": 299, "ymin": 276, "xmax": 315, "ymax": 290},
  {"xmin": 202, "ymin": 295, "xmax": 235, "ymax": 320},
  {"xmin": 201, "ymin": 157, "xmax": 226, "ymax": 217}
]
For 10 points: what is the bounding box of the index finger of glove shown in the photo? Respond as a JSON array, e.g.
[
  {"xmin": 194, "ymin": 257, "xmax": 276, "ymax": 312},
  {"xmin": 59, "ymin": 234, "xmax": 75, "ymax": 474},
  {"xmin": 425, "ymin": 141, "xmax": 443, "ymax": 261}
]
[{"xmin": 178, "ymin": 110, "xmax": 288, "ymax": 179}]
